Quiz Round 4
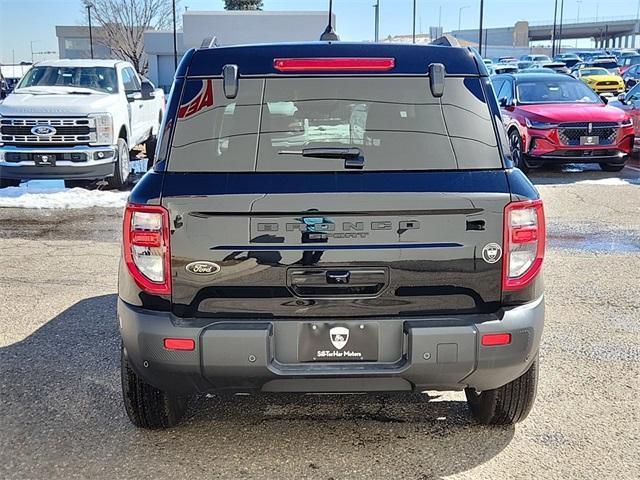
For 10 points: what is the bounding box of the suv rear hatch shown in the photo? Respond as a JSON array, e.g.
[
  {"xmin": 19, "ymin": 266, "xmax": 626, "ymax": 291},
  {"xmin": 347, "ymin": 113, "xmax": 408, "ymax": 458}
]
[{"xmin": 161, "ymin": 46, "xmax": 511, "ymax": 319}]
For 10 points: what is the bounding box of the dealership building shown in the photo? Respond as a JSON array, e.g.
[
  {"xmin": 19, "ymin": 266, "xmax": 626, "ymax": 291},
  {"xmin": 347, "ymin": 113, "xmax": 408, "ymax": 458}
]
[{"xmin": 56, "ymin": 10, "xmax": 335, "ymax": 91}]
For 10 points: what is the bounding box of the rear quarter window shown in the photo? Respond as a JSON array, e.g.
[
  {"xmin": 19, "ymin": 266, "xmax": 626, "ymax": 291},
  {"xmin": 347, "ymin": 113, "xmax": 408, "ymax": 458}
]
[{"xmin": 168, "ymin": 76, "xmax": 503, "ymax": 172}]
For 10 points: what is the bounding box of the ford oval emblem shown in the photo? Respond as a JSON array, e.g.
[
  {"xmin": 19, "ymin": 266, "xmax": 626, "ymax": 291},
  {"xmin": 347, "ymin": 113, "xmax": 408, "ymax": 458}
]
[
  {"xmin": 31, "ymin": 125, "xmax": 57, "ymax": 136},
  {"xmin": 185, "ymin": 261, "xmax": 221, "ymax": 275}
]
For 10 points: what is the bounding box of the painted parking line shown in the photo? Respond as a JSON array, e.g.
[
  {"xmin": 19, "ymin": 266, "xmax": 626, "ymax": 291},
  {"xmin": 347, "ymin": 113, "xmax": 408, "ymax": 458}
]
[{"xmin": 625, "ymin": 164, "xmax": 640, "ymax": 172}]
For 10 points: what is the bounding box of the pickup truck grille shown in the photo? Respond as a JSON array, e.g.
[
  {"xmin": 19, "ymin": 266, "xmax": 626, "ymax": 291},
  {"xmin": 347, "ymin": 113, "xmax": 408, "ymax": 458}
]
[
  {"xmin": 558, "ymin": 122, "xmax": 618, "ymax": 146},
  {"xmin": 0, "ymin": 118, "xmax": 95, "ymax": 144}
]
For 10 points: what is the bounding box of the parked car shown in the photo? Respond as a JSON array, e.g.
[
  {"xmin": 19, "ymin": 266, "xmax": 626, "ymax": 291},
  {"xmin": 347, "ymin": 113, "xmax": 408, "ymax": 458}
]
[
  {"xmin": 553, "ymin": 53, "xmax": 581, "ymax": 69},
  {"xmin": 119, "ymin": 42, "xmax": 546, "ymax": 429},
  {"xmin": 536, "ymin": 61, "xmax": 570, "ymax": 74},
  {"xmin": 498, "ymin": 56, "xmax": 518, "ymax": 63},
  {"xmin": 483, "ymin": 58, "xmax": 494, "ymax": 66},
  {"xmin": 521, "ymin": 54, "xmax": 551, "ymax": 63},
  {"xmin": 491, "ymin": 72, "xmax": 633, "ymax": 172},
  {"xmin": 517, "ymin": 60, "xmax": 534, "ymax": 70},
  {"xmin": 489, "ymin": 63, "xmax": 518, "ymax": 75},
  {"xmin": 0, "ymin": 72, "xmax": 7, "ymax": 99},
  {"xmin": 574, "ymin": 67, "xmax": 625, "ymax": 95},
  {"xmin": 622, "ymin": 64, "xmax": 640, "ymax": 89},
  {"xmin": 519, "ymin": 67, "xmax": 558, "ymax": 74},
  {"xmin": 609, "ymin": 82, "xmax": 640, "ymax": 152},
  {"xmin": 0, "ymin": 59, "xmax": 165, "ymax": 188},
  {"xmin": 618, "ymin": 54, "xmax": 640, "ymax": 74}
]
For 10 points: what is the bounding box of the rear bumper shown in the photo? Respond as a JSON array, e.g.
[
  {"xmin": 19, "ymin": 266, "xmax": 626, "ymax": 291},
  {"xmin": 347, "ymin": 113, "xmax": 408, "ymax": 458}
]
[
  {"xmin": 119, "ymin": 296, "xmax": 545, "ymax": 395},
  {"xmin": 0, "ymin": 145, "xmax": 116, "ymax": 180}
]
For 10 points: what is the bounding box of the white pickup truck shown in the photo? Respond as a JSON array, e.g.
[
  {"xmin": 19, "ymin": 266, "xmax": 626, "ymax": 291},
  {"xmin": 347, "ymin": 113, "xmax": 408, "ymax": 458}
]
[{"xmin": 0, "ymin": 59, "xmax": 165, "ymax": 189}]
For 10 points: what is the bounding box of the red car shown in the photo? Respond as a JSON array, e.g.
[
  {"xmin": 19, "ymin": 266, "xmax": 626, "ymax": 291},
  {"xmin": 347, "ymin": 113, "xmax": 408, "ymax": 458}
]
[{"xmin": 492, "ymin": 73, "xmax": 634, "ymax": 172}]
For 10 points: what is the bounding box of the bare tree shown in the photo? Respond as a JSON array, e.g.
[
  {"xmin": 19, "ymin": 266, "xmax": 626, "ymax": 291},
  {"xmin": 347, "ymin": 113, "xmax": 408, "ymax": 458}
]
[
  {"xmin": 224, "ymin": 0, "xmax": 263, "ymax": 10},
  {"xmin": 83, "ymin": 0, "xmax": 179, "ymax": 74}
]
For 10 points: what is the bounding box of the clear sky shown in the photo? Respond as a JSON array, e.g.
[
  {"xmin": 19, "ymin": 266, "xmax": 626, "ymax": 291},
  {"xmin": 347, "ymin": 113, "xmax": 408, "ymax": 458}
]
[{"xmin": 1, "ymin": 0, "xmax": 639, "ymax": 64}]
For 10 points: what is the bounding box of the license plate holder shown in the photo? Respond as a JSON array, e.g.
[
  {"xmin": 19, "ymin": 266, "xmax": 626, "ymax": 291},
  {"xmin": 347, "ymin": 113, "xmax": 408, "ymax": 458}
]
[
  {"xmin": 34, "ymin": 154, "xmax": 56, "ymax": 166},
  {"xmin": 580, "ymin": 136, "xmax": 599, "ymax": 146},
  {"xmin": 298, "ymin": 322, "xmax": 378, "ymax": 362}
]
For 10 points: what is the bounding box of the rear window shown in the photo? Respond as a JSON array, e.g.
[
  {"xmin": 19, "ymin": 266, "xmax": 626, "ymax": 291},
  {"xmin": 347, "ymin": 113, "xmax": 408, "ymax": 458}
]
[{"xmin": 168, "ymin": 76, "xmax": 502, "ymax": 172}]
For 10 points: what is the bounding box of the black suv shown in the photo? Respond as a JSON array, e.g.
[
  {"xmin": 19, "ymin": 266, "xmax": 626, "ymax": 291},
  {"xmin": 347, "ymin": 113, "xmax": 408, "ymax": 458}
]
[{"xmin": 119, "ymin": 42, "xmax": 545, "ymax": 429}]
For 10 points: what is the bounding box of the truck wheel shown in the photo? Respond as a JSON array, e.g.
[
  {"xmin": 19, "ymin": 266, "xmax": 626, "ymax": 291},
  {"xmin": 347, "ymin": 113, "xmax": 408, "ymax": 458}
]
[
  {"xmin": 106, "ymin": 137, "xmax": 131, "ymax": 190},
  {"xmin": 598, "ymin": 162, "xmax": 626, "ymax": 172},
  {"xmin": 0, "ymin": 178, "xmax": 20, "ymax": 188},
  {"xmin": 465, "ymin": 356, "xmax": 539, "ymax": 425},
  {"xmin": 145, "ymin": 134, "xmax": 158, "ymax": 171},
  {"xmin": 121, "ymin": 345, "xmax": 188, "ymax": 429}
]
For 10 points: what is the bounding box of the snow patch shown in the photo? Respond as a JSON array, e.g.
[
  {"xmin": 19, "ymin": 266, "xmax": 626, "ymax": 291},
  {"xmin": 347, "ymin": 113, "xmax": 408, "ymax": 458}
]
[
  {"xmin": 575, "ymin": 178, "xmax": 639, "ymax": 186},
  {"xmin": 0, "ymin": 184, "xmax": 129, "ymax": 209}
]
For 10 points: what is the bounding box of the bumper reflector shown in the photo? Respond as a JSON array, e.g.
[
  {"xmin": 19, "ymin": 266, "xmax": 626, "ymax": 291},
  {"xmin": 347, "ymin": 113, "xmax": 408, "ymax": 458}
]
[
  {"xmin": 481, "ymin": 333, "xmax": 512, "ymax": 346},
  {"xmin": 164, "ymin": 338, "xmax": 196, "ymax": 351}
]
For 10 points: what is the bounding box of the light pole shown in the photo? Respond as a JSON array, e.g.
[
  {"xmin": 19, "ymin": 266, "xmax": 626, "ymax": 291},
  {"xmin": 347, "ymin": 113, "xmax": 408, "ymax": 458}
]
[
  {"xmin": 172, "ymin": 0, "xmax": 177, "ymax": 70},
  {"xmin": 575, "ymin": 0, "xmax": 581, "ymax": 48},
  {"xmin": 413, "ymin": 0, "xmax": 417, "ymax": 43},
  {"xmin": 458, "ymin": 5, "xmax": 470, "ymax": 33},
  {"xmin": 557, "ymin": 0, "xmax": 565, "ymax": 54},
  {"xmin": 29, "ymin": 40, "xmax": 39, "ymax": 64},
  {"xmin": 373, "ymin": 0, "xmax": 380, "ymax": 42},
  {"xmin": 551, "ymin": 0, "xmax": 558, "ymax": 57},
  {"xmin": 478, "ymin": 0, "xmax": 485, "ymax": 58},
  {"xmin": 86, "ymin": 2, "xmax": 94, "ymax": 59}
]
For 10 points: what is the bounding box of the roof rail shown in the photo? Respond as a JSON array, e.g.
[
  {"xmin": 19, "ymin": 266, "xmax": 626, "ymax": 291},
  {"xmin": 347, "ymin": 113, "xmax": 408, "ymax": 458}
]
[{"xmin": 430, "ymin": 35, "xmax": 461, "ymax": 47}]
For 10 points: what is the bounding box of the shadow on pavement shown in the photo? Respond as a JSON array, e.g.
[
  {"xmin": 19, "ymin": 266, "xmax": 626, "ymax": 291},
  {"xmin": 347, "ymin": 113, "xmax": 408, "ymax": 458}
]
[{"xmin": 0, "ymin": 295, "xmax": 514, "ymax": 479}]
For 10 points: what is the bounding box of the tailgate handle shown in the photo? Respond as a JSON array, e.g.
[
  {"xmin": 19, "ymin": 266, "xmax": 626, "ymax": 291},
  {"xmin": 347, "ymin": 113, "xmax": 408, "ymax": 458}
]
[
  {"xmin": 326, "ymin": 271, "xmax": 351, "ymax": 284},
  {"xmin": 466, "ymin": 220, "xmax": 486, "ymax": 231}
]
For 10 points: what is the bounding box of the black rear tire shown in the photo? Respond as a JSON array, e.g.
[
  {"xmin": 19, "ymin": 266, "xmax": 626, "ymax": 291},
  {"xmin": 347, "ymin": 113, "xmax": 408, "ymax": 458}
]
[
  {"xmin": 121, "ymin": 345, "xmax": 188, "ymax": 429},
  {"xmin": 509, "ymin": 129, "xmax": 530, "ymax": 173},
  {"xmin": 145, "ymin": 134, "xmax": 158, "ymax": 171},
  {"xmin": 0, "ymin": 178, "xmax": 20, "ymax": 188},
  {"xmin": 465, "ymin": 356, "xmax": 539, "ymax": 425},
  {"xmin": 598, "ymin": 162, "xmax": 626, "ymax": 172}
]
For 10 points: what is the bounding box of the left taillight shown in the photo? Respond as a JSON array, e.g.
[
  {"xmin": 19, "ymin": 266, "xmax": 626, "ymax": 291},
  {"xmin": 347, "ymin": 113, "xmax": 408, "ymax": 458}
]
[
  {"xmin": 503, "ymin": 199, "xmax": 545, "ymax": 291},
  {"xmin": 123, "ymin": 204, "xmax": 171, "ymax": 295}
]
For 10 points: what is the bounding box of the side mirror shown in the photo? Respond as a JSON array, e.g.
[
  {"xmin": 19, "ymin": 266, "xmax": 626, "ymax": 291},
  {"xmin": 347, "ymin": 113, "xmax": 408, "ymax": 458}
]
[
  {"xmin": 126, "ymin": 91, "xmax": 142, "ymax": 102},
  {"xmin": 498, "ymin": 97, "xmax": 508, "ymax": 107},
  {"xmin": 617, "ymin": 93, "xmax": 626, "ymax": 103},
  {"xmin": 599, "ymin": 94, "xmax": 609, "ymax": 104},
  {"xmin": 429, "ymin": 63, "xmax": 445, "ymax": 98},
  {"xmin": 141, "ymin": 82, "xmax": 155, "ymax": 100},
  {"xmin": 223, "ymin": 64, "xmax": 239, "ymax": 99}
]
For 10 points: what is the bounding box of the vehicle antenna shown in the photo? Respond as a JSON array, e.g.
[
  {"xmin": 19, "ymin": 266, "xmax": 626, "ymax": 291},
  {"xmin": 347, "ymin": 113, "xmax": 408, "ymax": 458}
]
[{"xmin": 320, "ymin": 0, "xmax": 340, "ymax": 41}]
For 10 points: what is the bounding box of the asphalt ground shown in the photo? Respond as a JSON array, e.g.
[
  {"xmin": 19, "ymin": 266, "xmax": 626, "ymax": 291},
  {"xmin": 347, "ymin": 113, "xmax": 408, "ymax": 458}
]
[{"xmin": 0, "ymin": 165, "xmax": 638, "ymax": 479}]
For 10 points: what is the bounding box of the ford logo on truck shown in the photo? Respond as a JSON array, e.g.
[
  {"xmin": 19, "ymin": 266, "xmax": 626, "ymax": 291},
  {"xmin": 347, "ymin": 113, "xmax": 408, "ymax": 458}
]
[
  {"xmin": 185, "ymin": 261, "xmax": 220, "ymax": 275},
  {"xmin": 31, "ymin": 125, "xmax": 57, "ymax": 136}
]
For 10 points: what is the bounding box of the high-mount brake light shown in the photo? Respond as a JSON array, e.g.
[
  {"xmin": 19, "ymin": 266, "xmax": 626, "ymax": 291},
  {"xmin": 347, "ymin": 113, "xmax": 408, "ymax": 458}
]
[
  {"xmin": 503, "ymin": 199, "xmax": 545, "ymax": 291},
  {"xmin": 123, "ymin": 204, "xmax": 171, "ymax": 295},
  {"xmin": 273, "ymin": 57, "xmax": 395, "ymax": 72}
]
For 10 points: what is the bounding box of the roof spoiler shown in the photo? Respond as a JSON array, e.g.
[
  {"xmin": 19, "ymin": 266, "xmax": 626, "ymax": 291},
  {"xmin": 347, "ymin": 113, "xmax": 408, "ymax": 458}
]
[{"xmin": 430, "ymin": 35, "xmax": 461, "ymax": 47}]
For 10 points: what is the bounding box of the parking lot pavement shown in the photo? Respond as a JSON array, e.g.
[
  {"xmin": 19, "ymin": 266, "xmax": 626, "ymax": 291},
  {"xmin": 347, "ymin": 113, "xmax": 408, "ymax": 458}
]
[{"xmin": 0, "ymin": 167, "xmax": 639, "ymax": 480}]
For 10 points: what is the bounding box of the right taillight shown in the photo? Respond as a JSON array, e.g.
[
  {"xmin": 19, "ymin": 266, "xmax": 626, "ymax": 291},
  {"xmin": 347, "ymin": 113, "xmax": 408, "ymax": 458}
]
[
  {"xmin": 503, "ymin": 199, "xmax": 545, "ymax": 291},
  {"xmin": 123, "ymin": 204, "xmax": 171, "ymax": 295}
]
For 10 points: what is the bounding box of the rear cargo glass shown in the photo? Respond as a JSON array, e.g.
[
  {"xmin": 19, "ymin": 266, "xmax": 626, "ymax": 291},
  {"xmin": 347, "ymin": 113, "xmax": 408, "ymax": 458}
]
[{"xmin": 168, "ymin": 76, "xmax": 502, "ymax": 172}]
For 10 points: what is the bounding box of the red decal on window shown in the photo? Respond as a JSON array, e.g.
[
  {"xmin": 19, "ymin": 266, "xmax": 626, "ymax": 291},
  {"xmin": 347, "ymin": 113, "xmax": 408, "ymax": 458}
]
[{"xmin": 178, "ymin": 79, "xmax": 215, "ymax": 119}]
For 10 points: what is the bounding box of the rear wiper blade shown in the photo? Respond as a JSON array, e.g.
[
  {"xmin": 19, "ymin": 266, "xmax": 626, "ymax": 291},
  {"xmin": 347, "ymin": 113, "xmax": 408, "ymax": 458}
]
[{"xmin": 279, "ymin": 147, "xmax": 364, "ymax": 169}]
